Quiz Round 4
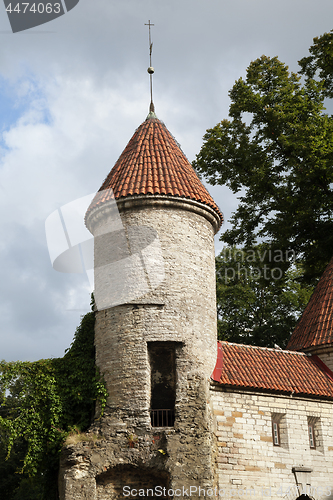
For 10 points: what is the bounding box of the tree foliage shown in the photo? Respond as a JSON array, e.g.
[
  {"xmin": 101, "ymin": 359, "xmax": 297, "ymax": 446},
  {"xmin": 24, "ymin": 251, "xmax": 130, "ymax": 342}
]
[
  {"xmin": 194, "ymin": 39, "xmax": 333, "ymax": 283},
  {"xmin": 0, "ymin": 305, "xmax": 107, "ymax": 499},
  {"xmin": 299, "ymin": 30, "xmax": 333, "ymax": 98},
  {"xmin": 216, "ymin": 245, "xmax": 313, "ymax": 347}
]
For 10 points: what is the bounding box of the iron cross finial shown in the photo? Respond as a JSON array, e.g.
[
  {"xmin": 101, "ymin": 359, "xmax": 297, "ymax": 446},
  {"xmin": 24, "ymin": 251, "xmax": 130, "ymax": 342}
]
[{"xmin": 145, "ymin": 20, "xmax": 155, "ymax": 114}]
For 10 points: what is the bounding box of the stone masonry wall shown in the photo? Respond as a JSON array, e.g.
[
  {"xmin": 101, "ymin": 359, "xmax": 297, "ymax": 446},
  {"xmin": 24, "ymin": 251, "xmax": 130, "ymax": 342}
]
[
  {"xmin": 90, "ymin": 197, "xmax": 219, "ymax": 393},
  {"xmin": 59, "ymin": 376, "xmax": 216, "ymax": 499},
  {"xmin": 59, "ymin": 197, "xmax": 220, "ymax": 499},
  {"xmin": 211, "ymin": 385, "xmax": 333, "ymax": 500}
]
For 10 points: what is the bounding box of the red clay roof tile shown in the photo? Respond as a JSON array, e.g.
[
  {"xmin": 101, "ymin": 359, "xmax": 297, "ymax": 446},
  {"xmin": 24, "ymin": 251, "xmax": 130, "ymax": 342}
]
[
  {"xmin": 214, "ymin": 341, "xmax": 333, "ymax": 398},
  {"xmin": 88, "ymin": 116, "xmax": 222, "ymax": 223},
  {"xmin": 287, "ymin": 256, "xmax": 333, "ymax": 351}
]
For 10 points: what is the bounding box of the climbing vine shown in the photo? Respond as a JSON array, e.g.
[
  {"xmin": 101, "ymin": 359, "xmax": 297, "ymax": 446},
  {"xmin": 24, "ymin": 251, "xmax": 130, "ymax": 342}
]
[{"xmin": 0, "ymin": 299, "xmax": 107, "ymax": 499}]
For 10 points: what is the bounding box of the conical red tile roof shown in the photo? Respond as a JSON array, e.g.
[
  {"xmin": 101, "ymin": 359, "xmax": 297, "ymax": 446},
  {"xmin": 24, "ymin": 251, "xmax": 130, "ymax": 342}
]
[
  {"xmin": 87, "ymin": 115, "xmax": 222, "ymax": 225},
  {"xmin": 287, "ymin": 256, "xmax": 333, "ymax": 351}
]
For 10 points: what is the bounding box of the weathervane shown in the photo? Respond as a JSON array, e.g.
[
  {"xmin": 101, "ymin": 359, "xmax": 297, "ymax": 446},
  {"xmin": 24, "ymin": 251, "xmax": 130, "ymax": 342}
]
[{"xmin": 145, "ymin": 20, "xmax": 155, "ymax": 114}]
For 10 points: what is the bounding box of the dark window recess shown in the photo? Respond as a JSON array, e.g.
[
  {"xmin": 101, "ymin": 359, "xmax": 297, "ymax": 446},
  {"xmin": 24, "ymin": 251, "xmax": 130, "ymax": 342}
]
[{"xmin": 148, "ymin": 342, "xmax": 176, "ymax": 427}]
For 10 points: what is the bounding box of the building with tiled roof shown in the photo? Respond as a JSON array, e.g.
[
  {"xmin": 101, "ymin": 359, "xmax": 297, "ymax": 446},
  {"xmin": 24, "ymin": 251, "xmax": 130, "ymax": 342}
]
[
  {"xmin": 63, "ymin": 105, "xmax": 225, "ymax": 499},
  {"xmin": 211, "ymin": 262, "xmax": 333, "ymax": 494},
  {"xmin": 60, "ymin": 104, "xmax": 333, "ymax": 498}
]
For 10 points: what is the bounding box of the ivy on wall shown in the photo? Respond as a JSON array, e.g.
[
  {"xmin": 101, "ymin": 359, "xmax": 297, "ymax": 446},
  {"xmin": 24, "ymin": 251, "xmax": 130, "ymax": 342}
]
[{"xmin": 0, "ymin": 300, "xmax": 107, "ymax": 499}]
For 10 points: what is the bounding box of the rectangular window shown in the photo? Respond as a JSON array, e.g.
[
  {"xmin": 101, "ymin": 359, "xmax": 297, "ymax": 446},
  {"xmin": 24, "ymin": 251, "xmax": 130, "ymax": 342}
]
[
  {"xmin": 148, "ymin": 342, "xmax": 177, "ymax": 427},
  {"xmin": 271, "ymin": 413, "xmax": 288, "ymax": 449},
  {"xmin": 307, "ymin": 416, "xmax": 321, "ymax": 450},
  {"xmin": 272, "ymin": 421, "xmax": 280, "ymax": 446},
  {"xmin": 308, "ymin": 424, "xmax": 316, "ymax": 449}
]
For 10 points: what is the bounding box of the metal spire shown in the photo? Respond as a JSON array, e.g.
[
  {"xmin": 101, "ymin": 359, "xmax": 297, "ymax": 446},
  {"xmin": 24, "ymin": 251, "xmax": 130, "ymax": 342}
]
[{"xmin": 145, "ymin": 20, "xmax": 155, "ymax": 115}]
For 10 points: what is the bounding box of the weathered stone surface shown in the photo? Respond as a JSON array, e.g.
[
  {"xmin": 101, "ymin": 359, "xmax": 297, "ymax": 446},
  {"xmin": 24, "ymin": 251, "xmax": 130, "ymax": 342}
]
[
  {"xmin": 211, "ymin": 386, "xmax": 333, "ymax": 498},
  {"xmin": 59, "ymin": 195, "xmax": 219, "ymax": 499}
]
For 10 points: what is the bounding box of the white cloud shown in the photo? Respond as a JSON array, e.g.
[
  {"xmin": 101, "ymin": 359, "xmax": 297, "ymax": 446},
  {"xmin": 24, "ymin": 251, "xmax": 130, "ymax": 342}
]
[{"xmin": 0, "ymin": 0, "xmax": 332, "ymax": 360}]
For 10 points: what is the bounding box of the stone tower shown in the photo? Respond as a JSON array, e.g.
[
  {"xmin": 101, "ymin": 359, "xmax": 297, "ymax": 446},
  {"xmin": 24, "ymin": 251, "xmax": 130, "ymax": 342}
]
[{"xmin": 59, "ymin": 110, "xmax": 222, "ymax": 499}]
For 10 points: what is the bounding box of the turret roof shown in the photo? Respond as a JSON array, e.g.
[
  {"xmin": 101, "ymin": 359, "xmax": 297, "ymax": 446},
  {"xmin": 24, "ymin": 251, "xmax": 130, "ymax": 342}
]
[
  {"xmin": 87, "ymin": 115, "xmax": 222, "ymax": 226},
  {"xmin": 287, "ymin": 256, "xmax": 333, "ymax": 351}
]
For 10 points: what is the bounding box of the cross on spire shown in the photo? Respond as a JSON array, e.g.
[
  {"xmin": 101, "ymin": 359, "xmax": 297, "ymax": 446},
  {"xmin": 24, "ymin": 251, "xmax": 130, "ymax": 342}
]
[{"xmin": 145, "ymin": 20, "xmax": 155, "ymax": 114}]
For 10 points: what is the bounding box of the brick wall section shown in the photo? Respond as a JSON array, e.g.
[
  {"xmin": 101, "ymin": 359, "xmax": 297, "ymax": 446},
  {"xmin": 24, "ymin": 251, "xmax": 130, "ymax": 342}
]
[{"xmin": 211, "ymin": 386, "xmax": 333, "ymax": 499}]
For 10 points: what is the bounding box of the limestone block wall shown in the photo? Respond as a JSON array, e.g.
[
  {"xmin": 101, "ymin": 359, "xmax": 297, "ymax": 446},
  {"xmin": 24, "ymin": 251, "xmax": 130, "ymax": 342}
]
[
  {"xmin": 87, "ymin": 196, "xmax": 219, "ymax": 410},
  {"xmin": 59, "ymin": 196, "xmax": 220, "ymax": 499},
  {"xmin": 211, "ymin": 386, "xmax": 333, "ymax": 500}
]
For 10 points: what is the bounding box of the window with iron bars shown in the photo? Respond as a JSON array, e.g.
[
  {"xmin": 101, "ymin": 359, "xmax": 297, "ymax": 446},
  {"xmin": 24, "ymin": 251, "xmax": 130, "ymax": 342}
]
[{"xmin": 150, "ymin": 409, "xmax": 175, "ymax": 427}]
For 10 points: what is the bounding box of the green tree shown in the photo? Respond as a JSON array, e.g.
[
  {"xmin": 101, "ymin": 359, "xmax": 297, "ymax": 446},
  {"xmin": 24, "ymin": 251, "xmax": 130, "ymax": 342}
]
[
  {"xmin": 193, "ymin": 44, "xmax": 333, "ymax": 283},
  {"xmin": 299, "ymin": 30, "xmax": 333, "ymax": 98},
  {"xmin": 0, "ymin": 302, "xmax": 107, "ymax": 500},
  {"xmin": 216, "ymin": 246, "xmax": 313, "ymax": 347}
]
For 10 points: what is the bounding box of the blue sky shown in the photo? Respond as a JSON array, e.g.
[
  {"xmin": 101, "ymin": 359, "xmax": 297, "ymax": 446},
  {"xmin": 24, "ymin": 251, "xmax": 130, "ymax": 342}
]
[
  {"xmin": 0, "ymin": 73, "xmax": 51, "ymax": 152},
  {"xmin": 0, "ymin": 78, "xmax": 21, "ymax": 135},
  {"xmin": 0, "ymin": 0, "xmax": 333, "ymax": 361}
]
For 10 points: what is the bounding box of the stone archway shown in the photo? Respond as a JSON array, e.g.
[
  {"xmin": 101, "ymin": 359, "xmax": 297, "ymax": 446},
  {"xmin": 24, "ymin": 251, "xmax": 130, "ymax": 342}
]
[{"xmin": 96, "ymin": 465, "xmax": 169, "ymax": 500}]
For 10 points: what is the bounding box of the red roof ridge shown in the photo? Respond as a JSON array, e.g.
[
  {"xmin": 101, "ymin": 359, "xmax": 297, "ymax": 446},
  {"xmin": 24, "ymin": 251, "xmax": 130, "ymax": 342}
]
[{"xmin": 218, "ymin": 340, "xmax": 308, "ymax": 356}]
